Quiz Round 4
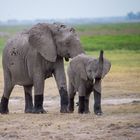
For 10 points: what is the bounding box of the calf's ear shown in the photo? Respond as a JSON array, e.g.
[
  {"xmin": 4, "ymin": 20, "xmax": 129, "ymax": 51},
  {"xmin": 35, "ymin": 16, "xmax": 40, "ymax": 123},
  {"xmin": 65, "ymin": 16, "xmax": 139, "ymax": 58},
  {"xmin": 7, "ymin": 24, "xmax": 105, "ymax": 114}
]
[{"xmin": 102, "ymin": 59, "xmax": 111, "ymax": 78}]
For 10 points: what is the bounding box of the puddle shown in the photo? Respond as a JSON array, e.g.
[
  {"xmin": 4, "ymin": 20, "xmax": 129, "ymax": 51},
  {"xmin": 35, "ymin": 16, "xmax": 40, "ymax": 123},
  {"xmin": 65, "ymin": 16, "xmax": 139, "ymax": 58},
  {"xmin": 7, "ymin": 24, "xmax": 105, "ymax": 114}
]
[
  {"xmin": 9, "ymin": 98, "xmax": 23, "ymax": 105},
  {"xmin": 9, "ymin": 97, "xmax": 59, "ymax": 106},
  {"xmin": 9, "ymin": 97, "xmax": 140, "ymax": 106},
  {"xmin": 102, "ymin": 98, "xmax": 140, "ymax": 105}
]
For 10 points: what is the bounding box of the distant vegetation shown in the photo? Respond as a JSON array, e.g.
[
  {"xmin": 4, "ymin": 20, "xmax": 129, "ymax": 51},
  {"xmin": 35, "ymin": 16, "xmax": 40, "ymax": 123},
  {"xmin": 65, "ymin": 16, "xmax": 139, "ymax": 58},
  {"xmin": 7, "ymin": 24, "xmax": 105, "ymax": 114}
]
[
  {"xmin": 127, "ymin": 12, "xmax": 140, "ymax": 20},
  {"xmin": 0, "ymin": 12, "xmax": 140, "ymax": 26},
  {"xmin": 0, "ymin": 22, "xmax": 140, "ymax": 53},
  {"xmin": 75, "ymin": 23, "xmax": 140, "ymax": 51}
]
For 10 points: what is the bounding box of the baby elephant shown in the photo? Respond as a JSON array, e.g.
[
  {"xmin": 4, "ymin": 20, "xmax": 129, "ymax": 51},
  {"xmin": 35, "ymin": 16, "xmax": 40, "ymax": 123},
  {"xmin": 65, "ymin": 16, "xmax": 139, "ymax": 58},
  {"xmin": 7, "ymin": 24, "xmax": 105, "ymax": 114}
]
[{"xmin": 67, "ymin": 50, "xmax": 111, "ymax": 115}]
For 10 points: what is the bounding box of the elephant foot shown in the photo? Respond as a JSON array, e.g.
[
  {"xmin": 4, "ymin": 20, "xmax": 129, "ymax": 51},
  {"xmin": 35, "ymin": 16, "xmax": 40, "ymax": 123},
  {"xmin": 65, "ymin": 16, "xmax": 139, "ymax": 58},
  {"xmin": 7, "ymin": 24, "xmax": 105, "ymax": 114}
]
[
  {"xmin": 78, "ymin": 111, "xmax": 84, "ymax": 114},
  {"xmin": 84, "ymin": 110, "xmax": 90, "ymax": 114},
  {"xmin": 0, "ymin": 96, "xmax": 9, "ymax": 114},
  {"xmin": 24, "ymin": 90, "xmax": 33, "ymax": 113},
  {"xmin": 94, "ymin": 109, "xmax": 103, "ymax": 116},
  {"xmin": 25, "ymin": 103, "xmax": 33, "ymax": 113},
  {"xmin": 68, "ymin": 98, "xmax": 74, "ymax": 113},
  {"xmin": 84, "ymin": 99, "xmax": 90, "ymax": 114},
  {"xmin": 0, "ymin": 107, "xmax": 9, "ymax": 114},
  {"xmin": 59, "ymin": 88, "xmax": 69, "ymax": 113},
  {"xmin": 32, "ymin": 107, "xmax": 47, "ymax": 114},
  {"xmin": 68, "ymin": 107, "xmax": 74, "ymax": 113},
  {"xmin": 33, "ymin": 95, "xmax": 47, "ymax": 114},
  {"xmin": 60, "ymin": 105, "xmax": 69, "ymax": 113},
  {"xmin": 25, "ymin": 108, "xmax": 33, "ymax": 113}
]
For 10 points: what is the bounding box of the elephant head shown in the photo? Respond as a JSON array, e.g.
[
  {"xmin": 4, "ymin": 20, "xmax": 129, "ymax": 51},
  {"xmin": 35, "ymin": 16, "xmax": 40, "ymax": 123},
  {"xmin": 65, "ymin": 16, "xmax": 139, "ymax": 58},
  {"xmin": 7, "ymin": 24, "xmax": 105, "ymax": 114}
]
[
  {"xmin": 86, "ymin": 51, "xmax": 111, "ymax": 92},
  {"xmin": 86, "ymin": 50, "xmax": 111, "ymax": 80},
  {"xmin": 28, "ymin": 23, "xmax": 84, "ymax": 62}
]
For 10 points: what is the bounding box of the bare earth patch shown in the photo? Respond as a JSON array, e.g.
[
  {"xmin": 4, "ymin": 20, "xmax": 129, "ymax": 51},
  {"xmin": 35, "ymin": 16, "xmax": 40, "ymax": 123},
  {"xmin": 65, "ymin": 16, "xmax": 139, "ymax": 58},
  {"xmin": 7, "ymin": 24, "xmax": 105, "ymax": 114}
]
[{"xmin": 0, "ymin": 108, "xmax": 139, "ymax": 140}]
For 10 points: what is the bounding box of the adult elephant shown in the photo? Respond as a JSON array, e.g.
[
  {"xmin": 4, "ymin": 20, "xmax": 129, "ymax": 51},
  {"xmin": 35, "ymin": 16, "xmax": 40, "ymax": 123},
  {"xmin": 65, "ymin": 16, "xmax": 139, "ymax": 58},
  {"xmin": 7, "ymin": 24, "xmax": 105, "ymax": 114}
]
[{"xmin": 0, "ymin": 23, "xmax": 84, "ymax": 114}]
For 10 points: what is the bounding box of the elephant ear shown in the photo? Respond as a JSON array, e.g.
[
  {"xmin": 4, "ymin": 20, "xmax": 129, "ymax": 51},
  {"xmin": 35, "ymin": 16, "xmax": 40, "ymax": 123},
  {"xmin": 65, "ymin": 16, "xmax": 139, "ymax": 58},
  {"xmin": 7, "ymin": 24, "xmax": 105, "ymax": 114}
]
[
  {"xmin": 102, "ymin": 59, "xmax": 111, "ymax": 78},
  {"xmin": 28, "ymin": 23, "xmax": 57, "ymax": 62},
  {"xmin": 71, "ymin": 55, "xmax": 88, "ymax": 80}
]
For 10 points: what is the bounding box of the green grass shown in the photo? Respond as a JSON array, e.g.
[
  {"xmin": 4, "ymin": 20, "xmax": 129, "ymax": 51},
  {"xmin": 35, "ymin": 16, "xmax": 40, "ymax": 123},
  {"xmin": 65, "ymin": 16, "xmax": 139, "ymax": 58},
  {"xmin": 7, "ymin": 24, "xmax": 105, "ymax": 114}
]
[
  {"xmin": 81, "ymin": 35, "xmax": 140, "ymax": 51},
  {"xmin": 0, "ymin": 38, "xmax": 6, "ymax": 54},
  {"xmin": 0, "ymin": 25, "xmax": 30, "ymax": 34}
]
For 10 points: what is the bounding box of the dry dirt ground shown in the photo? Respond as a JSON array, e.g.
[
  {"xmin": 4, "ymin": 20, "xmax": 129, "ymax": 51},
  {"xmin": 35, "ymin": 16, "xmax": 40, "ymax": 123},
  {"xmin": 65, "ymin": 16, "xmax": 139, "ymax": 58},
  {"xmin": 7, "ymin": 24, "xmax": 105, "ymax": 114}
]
[{"xmin": 0, "ymin": 68, "xmax": 140, "ymax": 140}]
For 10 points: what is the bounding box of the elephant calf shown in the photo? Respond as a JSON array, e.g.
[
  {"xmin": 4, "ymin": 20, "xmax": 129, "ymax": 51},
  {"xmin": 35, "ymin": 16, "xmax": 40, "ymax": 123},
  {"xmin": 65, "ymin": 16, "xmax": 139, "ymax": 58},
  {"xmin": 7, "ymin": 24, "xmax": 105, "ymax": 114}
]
[{"xmin": 67, "ymin": 50, "xmax": 111, "ymax": 115}]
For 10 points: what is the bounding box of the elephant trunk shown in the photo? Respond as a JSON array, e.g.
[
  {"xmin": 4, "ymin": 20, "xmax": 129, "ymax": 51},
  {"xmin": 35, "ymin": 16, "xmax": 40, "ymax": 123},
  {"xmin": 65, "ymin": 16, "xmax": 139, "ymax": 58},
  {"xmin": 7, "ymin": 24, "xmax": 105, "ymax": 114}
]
[{"xmin": 95, "ymin": 50, "xmax": 104, "ymax": 78}]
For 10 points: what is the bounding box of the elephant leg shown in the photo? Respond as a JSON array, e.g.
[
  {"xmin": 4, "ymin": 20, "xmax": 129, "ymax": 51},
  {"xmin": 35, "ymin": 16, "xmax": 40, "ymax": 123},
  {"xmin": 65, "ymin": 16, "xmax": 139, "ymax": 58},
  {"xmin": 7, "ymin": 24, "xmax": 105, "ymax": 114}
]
[
  {"xmin": 0, "ymin": 71, "xmax": 14, "ymax": 114},
  {"xmin": 85, "ymin": 95, "xmax": 90, "ymax": 114},
  {"xmin": 84, "ymin": 87, "xmax": 92, "ymax": 114},
  {"xmin": 94, "ymin": 90, "xmax": 102, "ymax": 115},
  {"xmin": 24, "ymin": 85, "xmax": 33, "ymax": 113},
  {"xmin": 78, "ymin": 83, "xmax": 86, "ymax": 114},
  {"xmin": 84, "ymin": 98, "xmax": 89, "ymax": 113},
  {"xmin": 78, "ymin": 96, "xmax": 85, "ymax": 114},
  {"xmin": 68, "ymin": 83, "xmax": 76, "ymax": 113},
  {"xmin": 54, "ymin": 58, "xmax": 69, "ymax": 113},
  {"xmin": 59, "ymin": 87, "xmax": 69, "ymax": 113},
  {"xmin": 69, "ymin": 96, "xmax": 75, "ymax": 113},
  {"xmin": 33, "ymin": 95, "xmax": 46, "ymax": 114},
  {"xmin": 33, "ymin": 76, "xmax": 46, "ymax": 114}
]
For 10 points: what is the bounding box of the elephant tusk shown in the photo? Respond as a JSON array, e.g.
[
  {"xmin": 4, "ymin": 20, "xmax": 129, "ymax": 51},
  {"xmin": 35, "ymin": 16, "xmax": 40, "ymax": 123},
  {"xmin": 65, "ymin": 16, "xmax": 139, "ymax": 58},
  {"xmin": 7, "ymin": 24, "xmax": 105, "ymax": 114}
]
[{"xmin": 92, "ymin": 79, "xmax": 95, "ymax": 85}]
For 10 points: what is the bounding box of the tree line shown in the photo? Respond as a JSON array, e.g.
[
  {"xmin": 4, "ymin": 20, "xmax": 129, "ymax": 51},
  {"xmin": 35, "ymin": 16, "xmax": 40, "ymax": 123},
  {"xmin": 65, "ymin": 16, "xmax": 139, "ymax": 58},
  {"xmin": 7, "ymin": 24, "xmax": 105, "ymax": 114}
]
[{"xmin": 127, "ymin": 12, "xmax": 140, "ymax": 20}]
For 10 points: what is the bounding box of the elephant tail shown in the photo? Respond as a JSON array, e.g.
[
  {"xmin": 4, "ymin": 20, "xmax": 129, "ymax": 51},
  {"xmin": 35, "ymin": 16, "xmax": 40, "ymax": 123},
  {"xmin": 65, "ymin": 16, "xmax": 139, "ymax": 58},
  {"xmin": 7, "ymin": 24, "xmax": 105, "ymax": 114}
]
[{"xmin": 95, "ymin": 50, "xmax": 104, "ymax": 78}]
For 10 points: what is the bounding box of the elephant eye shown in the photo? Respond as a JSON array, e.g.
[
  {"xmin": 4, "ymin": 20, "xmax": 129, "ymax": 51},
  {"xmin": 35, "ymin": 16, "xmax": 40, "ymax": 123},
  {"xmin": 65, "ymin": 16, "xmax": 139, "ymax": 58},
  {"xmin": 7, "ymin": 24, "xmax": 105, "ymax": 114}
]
[
  {"xmin": 70, "ymin": 28, "xmax": 75, "ymax": 32},
  {"xmin": 88, "ymin": 69, "xmax": 92, "ymax": 73},
  {"xmin": 65, "ymin": 41, "xmax": 70, "ymax": 46},
  {"xmin": 60, "ymin": 24, "xmax": 66, "ymax": 28}
]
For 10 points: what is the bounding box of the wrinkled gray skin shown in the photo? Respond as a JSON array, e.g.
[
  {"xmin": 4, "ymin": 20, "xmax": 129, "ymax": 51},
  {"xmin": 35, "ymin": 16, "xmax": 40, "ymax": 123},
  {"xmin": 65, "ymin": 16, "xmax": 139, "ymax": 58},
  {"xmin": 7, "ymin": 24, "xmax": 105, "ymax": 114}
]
[
  {"xmin": 68, "ymin": 51, "xmax": 111, "ymax": 115},
  {"xmin": 0, "ymin": 23, "xmax": 84, "ymax": 114}
]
